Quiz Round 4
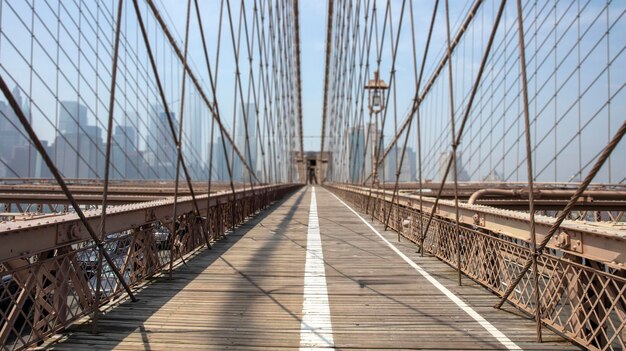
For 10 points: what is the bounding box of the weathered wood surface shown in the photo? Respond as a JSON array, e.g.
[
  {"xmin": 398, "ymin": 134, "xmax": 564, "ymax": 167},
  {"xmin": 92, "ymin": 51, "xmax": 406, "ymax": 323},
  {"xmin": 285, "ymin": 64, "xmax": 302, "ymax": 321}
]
[{"xmin": 44, "ymin": 187, "xmax": 579, "ymax": 350}]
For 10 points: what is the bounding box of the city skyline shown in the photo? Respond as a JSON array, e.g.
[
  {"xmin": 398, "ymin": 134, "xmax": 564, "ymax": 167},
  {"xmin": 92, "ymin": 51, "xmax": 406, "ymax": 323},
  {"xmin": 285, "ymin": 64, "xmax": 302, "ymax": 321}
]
[{"xmin": 0, "ymin": 1, "xmax": 623, "ymax": 184}]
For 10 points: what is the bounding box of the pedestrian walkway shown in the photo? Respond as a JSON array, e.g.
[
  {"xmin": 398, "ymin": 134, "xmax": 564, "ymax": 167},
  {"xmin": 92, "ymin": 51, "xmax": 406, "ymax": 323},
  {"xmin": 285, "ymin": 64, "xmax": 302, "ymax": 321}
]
[{"xmin": 46, "ymin": 186, "xmax": 579, "ymax": 350}]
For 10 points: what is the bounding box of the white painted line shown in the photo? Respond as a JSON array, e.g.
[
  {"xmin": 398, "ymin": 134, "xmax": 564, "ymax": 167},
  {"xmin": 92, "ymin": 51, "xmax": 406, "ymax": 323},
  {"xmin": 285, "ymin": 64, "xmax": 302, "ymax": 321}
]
[
  {"xmin": 300, "ymin": 187, "xmax": 335, "ymax": 350},
  {"xmin": 329, "ymin": 191, "xmax": 522, "ymax": 351}
]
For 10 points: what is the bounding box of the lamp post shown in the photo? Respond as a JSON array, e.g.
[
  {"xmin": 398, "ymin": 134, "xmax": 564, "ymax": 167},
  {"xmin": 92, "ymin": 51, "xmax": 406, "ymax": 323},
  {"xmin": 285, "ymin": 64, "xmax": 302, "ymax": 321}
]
[{"xmin": 364, "ymin": 70, "xmax": 388, "ymax": 186}]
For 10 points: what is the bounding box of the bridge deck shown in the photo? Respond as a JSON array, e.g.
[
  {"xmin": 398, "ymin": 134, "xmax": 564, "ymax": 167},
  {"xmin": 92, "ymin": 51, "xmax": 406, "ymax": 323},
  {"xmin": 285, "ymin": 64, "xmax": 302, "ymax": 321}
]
[{"xmin": 46, "ymin": 187, "xmax": 579, "ymax": 350}]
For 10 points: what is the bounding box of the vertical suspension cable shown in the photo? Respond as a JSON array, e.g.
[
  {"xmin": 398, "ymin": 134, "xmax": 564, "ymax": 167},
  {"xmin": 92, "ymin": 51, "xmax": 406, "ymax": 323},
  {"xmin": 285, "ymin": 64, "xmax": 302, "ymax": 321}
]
[
  {"xmin": 94, "ymin": 0, "xmax": 125, "ymax": 332},
  {"xmin": 420, "ymin": 0, "xmax": 507, "ymax": 243},
  {"xmin": 514, "ymin": 0, "xmax": 541, "ymax": 342},
  {"xmin": 319, "ymin": 0, "xmax": 334, "ymax": 178},
  {"xmin": 443, "ymin": 0, "xmax": 463, "ymax": 286}
]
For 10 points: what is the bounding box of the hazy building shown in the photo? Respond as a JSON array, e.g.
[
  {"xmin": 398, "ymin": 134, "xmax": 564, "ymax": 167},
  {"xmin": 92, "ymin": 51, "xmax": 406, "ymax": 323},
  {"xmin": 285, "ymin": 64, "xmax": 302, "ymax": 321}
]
[
  {"xmin": 54, "ymin": 128, "xmax": 103, "ymax": 179},
  {"xmin": 51, "ymin": 101, "xmax": 105, "ymax": 179},
  {"xmin": 33, "ymin": 140, "xmax": 52, "ymax": 178},
  {"xmin": 438, "ymin": 151, "xmax": 470, "ymax": 182},
  {"xmin": 483, "ymin": 170, "xmax": 503, "ymax": 182},
  {"xmin": 112, "ymin": 124, "xmax": 140, "ymax": 179},
  {"xmin": 0, "ymin": 100, "xmax": 24, "ymax": 177},
  {"xmin": 233, "ymin": 103, "xmax": 257, "ymax": 182},
  {"xmin": 147, "ymin": 107, "xmax": 177, "ymax": 179},
  {"xmin": 59, "ymin": 101, "xmax": 87, "ymax": 134},
  {"xmin": 213, "ymin": 136, "xmax": 230, "ymax": 182},
  {"xmin": 385, "ymin": 146, "xmax": 416, "ymax": 182},
  {"xmin": 188, "ymin": 94, "xmax": 204, "ymax": 164},
  {"xmin": 364, "ymin": 123, "xmax": 383, "ymax": 182},
  {"xmin": 348, "ymin": 125, "xmax": 365, "ymax": 182},
  {"xmin": 0, "ymin": 87, "xmax": 36, "ymax": 177}
]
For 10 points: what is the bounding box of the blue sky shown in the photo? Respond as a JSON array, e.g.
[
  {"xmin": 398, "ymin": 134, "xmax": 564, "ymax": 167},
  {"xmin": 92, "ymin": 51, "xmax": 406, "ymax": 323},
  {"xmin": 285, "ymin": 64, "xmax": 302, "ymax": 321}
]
[
  {"xmin": 0, "ymin": 0, "xmax": 624, "ymax": 183},
  {"xmin": 152, "ymin": 0, "xmax": 475, "ymax": 151}
]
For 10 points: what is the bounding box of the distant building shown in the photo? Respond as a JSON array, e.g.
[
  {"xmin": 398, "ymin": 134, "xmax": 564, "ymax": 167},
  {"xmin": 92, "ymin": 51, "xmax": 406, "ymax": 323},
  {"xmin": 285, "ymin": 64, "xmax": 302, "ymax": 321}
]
[
  {"xmin": 50, "ymin": 100, "xmax": 107, "ymax": 179},
  {"xmin": 0, "ymin": 87, "xmax": 35, "ymax": 177},
  {"xmin": 348, "ymin": 125, "xmax": 365, "ymax": 182},
  {"xmin": 188, "ymin": 93, "xmax": 204, "ymax": 164},
  {"xmin": 213, "ymin": 136, "xmax": 230, "ymax": 181},
  {"xmin": 437, "ymin": 151, "xmax": 470, "ymax": 182},
  {"xmin": 363, "ymin": 123, "xmax": 383, "ymax": 181},
  {"xmin": 112, "ymin": 124, "xmax": 141, "ymax": 179},
  {"xmin": 407, "ymin": 147, "xmax": 417, "ymax": 181},
  {"xmin": 34, "ymin": 140, "xmax": 52, "ymax": 178},
  {"xmin": 385, "ymin": 146, "xmax": 416, "ymax": 182},
  {"xmin": 147, "ymin": 106, "xmax": 177, "ymax": 179},
  {"xmin": 233, "ymin": 103, "xmax": 257, "ymax": 182},
  {"xmin": 59, "ymin": 101, "xmax": 87, "ymax": 134},
  {"xmin": 483, "ymin": 170, "xmax": 503, "ymax": 182}
]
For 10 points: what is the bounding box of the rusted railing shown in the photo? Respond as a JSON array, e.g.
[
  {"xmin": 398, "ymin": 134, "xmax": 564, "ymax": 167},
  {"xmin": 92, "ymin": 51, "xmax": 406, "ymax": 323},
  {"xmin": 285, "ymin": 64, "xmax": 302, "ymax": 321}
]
[
  {"xmin": 328, "ymin": 184, "xmax": 625, "ymax": 351},
  {"xmin": 0, "ymin": 184, "xmax": 300, "ymax": 350}
]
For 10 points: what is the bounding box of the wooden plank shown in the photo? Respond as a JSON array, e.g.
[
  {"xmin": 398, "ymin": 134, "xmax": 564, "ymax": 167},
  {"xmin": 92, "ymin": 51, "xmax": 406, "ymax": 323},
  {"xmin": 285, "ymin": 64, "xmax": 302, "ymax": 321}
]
[{"xmin": 316, "ymin": 187, "xmax": 579, "ymax": 351}]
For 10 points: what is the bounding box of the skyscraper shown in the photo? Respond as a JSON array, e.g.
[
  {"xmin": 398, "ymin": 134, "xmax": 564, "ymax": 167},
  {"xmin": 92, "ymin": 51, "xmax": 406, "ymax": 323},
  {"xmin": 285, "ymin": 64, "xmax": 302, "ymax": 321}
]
[
  {"xmin": 53, "ymin": 101, "xmax": 103, "ymax": 178},
  {"xmin": 147, "ymin": 106, "xmax": 177, "ymax": 179},
  {"xmin": 385, "ymin": 146, "xmax": 416, "ymax": 182},
  {"xmin": 214, "ymin": 136, "xmax": 230, "ymax": 181},
  {"xmin": 59, "ymin": 101, "xmax": 87, "ymax": 134},
  {"xmin": 112, "ymin": 124, "xmax": 139, "ymax": 179},
  {"xmin": 348, "ymin": 125, "xmax": 365, "ymax": 182},
  {"xmin": 364, "ymin": 122, "xmax": 383, "ymax": 181},
  {"xmin": 438, "ymin": 151, "xmax": 470, "ymax": 182},
  {"xmin": 0, "ymin": 87, "xmax": 33, "ymax": 177},
  {"xmin": 233, "ymin": 103, "xmax": 257, "ymax": 182}
]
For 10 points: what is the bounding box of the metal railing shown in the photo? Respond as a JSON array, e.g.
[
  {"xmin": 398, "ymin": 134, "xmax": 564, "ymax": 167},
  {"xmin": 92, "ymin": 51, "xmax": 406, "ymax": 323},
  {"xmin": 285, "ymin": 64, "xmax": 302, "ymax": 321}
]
[
  {"xmin": 0, "ymin": 184, "xmax": 300, "ymax": 350},
  {"xmin": 328, "ymin": 184, "xmax": 625, "ymax": 351}
]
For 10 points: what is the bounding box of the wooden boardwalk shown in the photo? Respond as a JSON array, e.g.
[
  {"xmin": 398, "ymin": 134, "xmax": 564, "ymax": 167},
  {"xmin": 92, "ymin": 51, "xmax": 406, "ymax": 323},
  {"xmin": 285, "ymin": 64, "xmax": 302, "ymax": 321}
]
[{"xmin": 45, "ymin": 186, "xmax": 579, "ymax": 350}]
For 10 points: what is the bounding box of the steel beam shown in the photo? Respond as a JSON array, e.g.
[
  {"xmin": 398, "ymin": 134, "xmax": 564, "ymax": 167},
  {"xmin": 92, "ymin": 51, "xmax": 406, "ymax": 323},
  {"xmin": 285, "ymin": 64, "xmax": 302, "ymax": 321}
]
[
  {"xmin": 0, "ymin": 184, "xmax": 298, "ymax": 262},
  {"xmin": 318, "ymin": 0, "xmax": 334, "ymax": 181}
]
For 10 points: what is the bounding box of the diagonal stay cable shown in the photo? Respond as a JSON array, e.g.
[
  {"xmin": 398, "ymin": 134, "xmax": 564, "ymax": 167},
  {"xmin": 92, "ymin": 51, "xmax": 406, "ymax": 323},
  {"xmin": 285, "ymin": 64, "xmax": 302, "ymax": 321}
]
[
  {"xmin": 515, "ymin": 0, "xmax": 541, "ymax": 341},
  {"xmin": 443, "ymin": 0, "xmax": 463, "ymax": 286},
  {"xmin": 383, "ymin": 0, "xmax": 439, "ymax": 235},
  {"xmin": 193, "ymin": 0, "xmax": 239, "ymax": 234},
  {"xmin": 364, "ymin": 0, "xmax": 406, "ymax": 218},
  {"xmin": 224, "ymin": 0, "xmax": 257, "ymax": 197},
  {"xmin": 131, "ymin": 0, "xmax": 202, "ymax": 222},
  {"xmin": 169, "ymin": 0, "xmax": 212, "ymax": 279},
  {"xmin": 293, "ymin": 0, "xmax": 304, "ymax": 177}
]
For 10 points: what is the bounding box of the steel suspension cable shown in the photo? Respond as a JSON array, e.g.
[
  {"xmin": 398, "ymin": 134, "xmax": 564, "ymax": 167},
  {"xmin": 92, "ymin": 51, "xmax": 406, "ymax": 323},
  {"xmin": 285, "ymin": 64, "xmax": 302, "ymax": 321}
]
[
  {"xmin": 420, "ymin": 0, "xmax": 508, "ymax": 245},
  {"xmin": 363, "ymin": 0, "xmax": 485, "ymax": 183},
  {"xmin": 382, "ymin": 0, "xmax": 439, "ymax": 247}
]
